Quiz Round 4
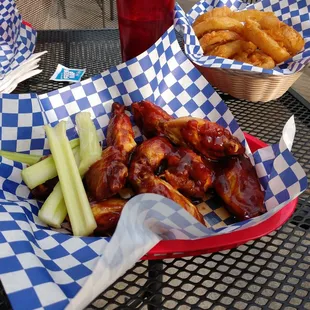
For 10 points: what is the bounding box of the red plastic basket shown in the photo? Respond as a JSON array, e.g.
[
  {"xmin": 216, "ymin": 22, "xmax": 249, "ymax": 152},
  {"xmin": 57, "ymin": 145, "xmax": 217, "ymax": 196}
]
[
  {"xmin": 22, "ymin": 20, "xmax": 33, "ymax": 28},
  {"xmin": 142, "ymin": 133, "xmax": 298, "ymax": 260}
]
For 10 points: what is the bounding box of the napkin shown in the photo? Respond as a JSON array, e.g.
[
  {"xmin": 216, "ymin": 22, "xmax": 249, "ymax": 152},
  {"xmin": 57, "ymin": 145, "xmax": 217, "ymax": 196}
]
[
  {"xmin": 0, "ymin": 25, "xmax": 307, "ymax": 310},
  {"xmin": 0, "ymin": 0, "xmax": 43, "ymax": 93}
]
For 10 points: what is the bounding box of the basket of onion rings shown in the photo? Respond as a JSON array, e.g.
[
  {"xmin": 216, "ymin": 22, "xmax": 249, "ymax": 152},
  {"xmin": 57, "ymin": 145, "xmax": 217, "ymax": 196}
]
[{"xmin": 175, "ymin": 0, "xmax": 310, "ymax": 102}]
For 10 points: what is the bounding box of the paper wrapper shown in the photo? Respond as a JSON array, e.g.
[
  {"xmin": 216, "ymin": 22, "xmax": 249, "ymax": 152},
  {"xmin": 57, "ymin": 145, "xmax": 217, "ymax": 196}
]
[
  {"xmin": 0, "ymin": 26, "xmax": 307, "ymax": 310},
  {"xmin": 0, "ymin": 0, "xmax": 37, "ymax": 80},
  {"xmin": 174, "ymin": 0, "xmax": 310, "ymax": 75}
]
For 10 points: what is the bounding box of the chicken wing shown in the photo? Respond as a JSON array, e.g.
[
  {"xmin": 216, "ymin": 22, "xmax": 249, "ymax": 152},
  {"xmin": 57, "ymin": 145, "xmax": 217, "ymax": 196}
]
[
  {"xmin": 85, "ymin": 102, "xmax": 136, "ymax": 201},
  {"xmin": 128, "ymin": 137, "xmax": 205, "ymax": 224},
  {"xmin": 107, "ymin": 102, "xmax": 137, "ymax": 160},
  {"xmin": 214, "ymin": 155, "xmax": 265, "ymax": 220},
  {"xmin": 132, "ymin": 100, "xmax": 173, "ymax": 138},
  {"xmin": 31, "ymin": 177, "xmax": 58, "ymax": 201},
  {"xmin": 85, "ymin": 147, "xmax": 128, "ymax": 201},
  {"xmin": 132, "ymin": 174, "xmax": 205, "ymax": 224},
  {"xmin": 165, "ymin": 148, "xmax": 214, "ymax": 198},
  {"xmin": 92, "ymin": 198, "xmax": 127, "ymax": 236},
  {"xmin": 162, "ymin": 117, "xmax": 245, "ymax": 159}
]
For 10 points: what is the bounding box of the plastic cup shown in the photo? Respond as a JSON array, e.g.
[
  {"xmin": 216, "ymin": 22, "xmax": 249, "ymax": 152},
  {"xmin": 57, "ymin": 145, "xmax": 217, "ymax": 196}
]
[{"xmin": 117, "ymin": 0, "xmax": 175, "ymax": 62}]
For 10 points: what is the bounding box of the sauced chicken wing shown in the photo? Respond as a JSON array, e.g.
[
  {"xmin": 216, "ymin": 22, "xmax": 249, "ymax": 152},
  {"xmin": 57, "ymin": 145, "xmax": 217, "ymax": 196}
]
[
  {"xmin": 85, "ymin": 147, "xmax": 128, "ymax": 201},
  {"xmin": 31, "ymin": 177, "xmax": 58, "ymax": 201},
  {"xmin": 85, "ymin": 102, "xmax": 136, "ymax": 201},
  {"xmin": 128, "ymin": 137, "xmax": 205, "ymax": 224},
  {"xmin": 107, "ymin": 102, "xmax": 137, "ymax": 160},
  {"xmin": 214, "ymin": 155, "xmax": 265, "ymax": 220},
  {"xmin": 165, "ymin": 148, "xmax": 214, "ymax": 198},
  {"xmin": 132, "ymin": 100, "xmax": 173, "ymax": 138},
  {"xmin": 162, "ymin": 117, "xmax": 245, "ymax": 159},
  {"xmin": 91, "ymin": 198, "xmax": 127, "ymax": 236},
  {"xmin": 132, "ymin": 175, "xmax": 205, "ymax": 224},
  {"xmin": 129, "ymin": 136, "xmax": 214, "ymax": 198}
]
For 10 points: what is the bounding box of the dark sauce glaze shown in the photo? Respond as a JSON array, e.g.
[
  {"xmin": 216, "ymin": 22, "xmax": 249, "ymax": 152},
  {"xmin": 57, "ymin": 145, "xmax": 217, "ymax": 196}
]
[
  {"xmin": 131, "ymin": 100, "xmax": 173, "ymax": 138},
  {"xmin": 214, "ymin": 155, "xmax": 265, "ymax": 220},
  {"xmin": 165, "ymin": 147, "xmax": 214, "ymax": 198},
  {"xmin": 181, "ymin": 119, "xmax": 245, "ymax": 159},
  {"xmin": 31, "ymin": 177, "xmax": 59, "ymax": 201},
  {"xmin": 128, "ymin": 137, "xmax": 214, "ymax": 199}
]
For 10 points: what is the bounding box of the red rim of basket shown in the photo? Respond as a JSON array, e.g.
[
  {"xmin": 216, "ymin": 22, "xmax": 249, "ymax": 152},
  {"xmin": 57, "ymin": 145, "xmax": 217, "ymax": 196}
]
[
  {"xmin": 22, "ymin": 20, "xmax": 33, "ymax": 28},
  {"xmin": 142, "ymin": 132, "xmax": 298, "ymax": 260}
]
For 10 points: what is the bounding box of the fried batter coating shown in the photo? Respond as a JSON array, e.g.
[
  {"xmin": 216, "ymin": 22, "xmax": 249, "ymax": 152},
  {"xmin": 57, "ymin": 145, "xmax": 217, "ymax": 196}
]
[
  {"xmin": 259, "ymin": 15, "xmax": 305, "ymax": 56},
  {"xmin": 199, "ymin": 30, "xmax": 242, "ymax": 54},
  {"xmin": 194, "ymin": 17, "xmax": 244, "ymax": 39},
  {"xmin": 230, "ymin": 10, "xmax": 275, "ymax": 22},
  {"xmin": 243, "ymin": 18, "xmax": 291, "ymax": 63},
  {"xmin": 206, "ymin": 40, "xmax": 256, "ymax": 59},
  {"xmin": 193, "ymin": 7, "xmax": 233, "ymax": 27},
  {"xmin": 234, "ymin": 50, "xmax": 275, "ymax": 69}
]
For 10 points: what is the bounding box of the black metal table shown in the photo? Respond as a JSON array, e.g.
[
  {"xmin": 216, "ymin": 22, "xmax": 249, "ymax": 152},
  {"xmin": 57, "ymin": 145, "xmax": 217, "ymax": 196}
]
[{"xmin": 1, "ymin": 29, "xmax": 310, "ymax": 310}]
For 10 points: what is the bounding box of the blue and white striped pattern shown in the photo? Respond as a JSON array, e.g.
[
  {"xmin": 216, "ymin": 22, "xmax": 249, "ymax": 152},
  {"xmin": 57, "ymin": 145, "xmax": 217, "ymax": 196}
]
[
  {"xmin": 0, "ymin": 0, "xmax": 37, "ymax": 79},
  {"xmin": 0, "ymin": 25, "xmax": 307, "ymax": 309},
  {"xmin": 175, "ymin": 0, "xmax": 310, "ymax": 75}
]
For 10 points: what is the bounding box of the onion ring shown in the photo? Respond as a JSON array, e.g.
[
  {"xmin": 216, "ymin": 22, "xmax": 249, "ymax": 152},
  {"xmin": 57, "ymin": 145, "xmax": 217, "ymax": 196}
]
[
  {"xmin": 199, "ymin": 30, "xmax": 242, "ymax": 54},
  {"xmin": 202, "ymin": 43, "xmax": 222, "ymax": 54},
  {"xmin": 259, "ymin": 16, "xmax": 305, "ymax": 56},
  {"xmin": 206, "ymin": 40, "xmax": 256, "ymax": 59},
  {"xmin": 230, "ymin": 10, "xmax": 275, "ymax": 22},
  {"xmin": 243, "ymin": 18, "xmax": 291, "ymax": 63},
  {"xmin": 193, "ymin": 6, "xmax": 232, "ymax": 27},
  {"xmin": 193, "ymin": 17, "xmax": 243, "ymax": 39},
  {"xmin": 234, "ymin": 51, "xmax": 275, "ymax": 69}
]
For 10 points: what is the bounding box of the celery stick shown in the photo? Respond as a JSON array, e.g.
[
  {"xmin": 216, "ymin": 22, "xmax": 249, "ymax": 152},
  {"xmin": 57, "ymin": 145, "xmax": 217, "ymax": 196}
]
[
  {"xmin": 69, "ymin": 138, "xmax": 80, "ymax": 149},
  {"xmin": 22, "ymin": 156, "xmax": 57, "ymax": 189},
  {"xmin": 45, "ymin": 121, "xmax": 96, "ymax": 236},
  {"xmin": 38, "ymin": 183, "xmax": 66, "ymax": 228},
  {"xmin": 38, "ymin": 148, "xmax": 81, "ymax": 228},
  {"xmin": 0, "ymin": 150, "xmax": 41, "ymax": 165},
  {"xmin": 21, "ymin": 138, "xmax": 80, "ymax": 189},
  {"xmin": 75, "ymin": 112, "xmax": 102, "ymax": 176}
]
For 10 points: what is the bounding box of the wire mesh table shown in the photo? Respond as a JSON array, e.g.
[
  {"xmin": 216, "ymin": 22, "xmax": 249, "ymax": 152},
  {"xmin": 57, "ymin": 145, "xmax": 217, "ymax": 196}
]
[{"xmin": 2, "ymin": 29, "xmax": 310, "ymax": 310}]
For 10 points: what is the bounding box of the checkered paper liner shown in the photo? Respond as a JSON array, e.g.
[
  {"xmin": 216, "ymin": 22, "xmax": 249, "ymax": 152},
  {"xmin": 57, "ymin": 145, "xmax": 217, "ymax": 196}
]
[
  {"xmin": 0, "ymin": 26, "xmax": 307, "ymax": 310},
  {"xmin": 174, "ymin": 0, "xmax": 310, "ymax": 75},
  {"xmin": 0, "ymin": 0, "xmax": 37, "ymax": 79}
]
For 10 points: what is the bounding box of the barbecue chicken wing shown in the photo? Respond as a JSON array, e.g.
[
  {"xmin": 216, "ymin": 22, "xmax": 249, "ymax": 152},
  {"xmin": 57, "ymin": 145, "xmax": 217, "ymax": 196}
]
[
  {"xmin": 107, "ymin": 102, "xmax": 137, "ymax": 160},
  {"xmin": 31, "ymin": 177, "xmax": 58, "ymax": 201},
  {"xmin": 162, "ymin": 117, "xmax": 245, "ymax": 159},
  {"xmin": 92, "ymin": 198, "xmax": 127, "ymax": 236},
  {"xmin": 165, "ymin": 148, "xmax": 214, "ymax": 198},
  {"xmin": 85, "ymin": 103, "xmax": 136, "ymax": 201},
  {"xmin": 128, "ymin": 137, "xmax": 205, "ymax": 224},
  {"xmin": 132, "ymin": 100, "xmax": 173, "ymax": 138},
  {"xmin": 85, "ymin": 147, "xmax": 128, "ymax": 201},
  {"xmin": 214, "ymin": 155, "xmax": 265, "ymax": 220}
]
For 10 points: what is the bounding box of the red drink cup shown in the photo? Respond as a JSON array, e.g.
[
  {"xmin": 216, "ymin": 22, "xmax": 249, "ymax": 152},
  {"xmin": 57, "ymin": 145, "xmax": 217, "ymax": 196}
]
[{"xmin": 117, "ymin": 0, "xmax": 176, "ymax": 62}]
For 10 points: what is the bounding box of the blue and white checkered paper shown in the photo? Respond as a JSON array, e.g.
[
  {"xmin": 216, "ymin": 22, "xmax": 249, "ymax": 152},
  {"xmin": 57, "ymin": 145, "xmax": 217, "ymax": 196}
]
[
  {"xmin": 174, "ymin": 0, "xmax": 310, "ymax": 75},
  {"xmin": 0, "ymin": 0, "xmax": 37, "ymax": 80},
  {"xmin": 0, "ymin": 26, "xmax": 307, "ymax": 310}
]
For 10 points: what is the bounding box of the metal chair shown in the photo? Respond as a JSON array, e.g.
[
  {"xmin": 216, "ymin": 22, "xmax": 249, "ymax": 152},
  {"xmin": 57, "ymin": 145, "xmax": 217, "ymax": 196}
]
[
  {"xmin": 94, "ymin": 0, "xmax": 115, "ymax": 28},
  {"xmin": 15, "ymin": 0, "xmax": 117, "ymax": 30}
]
